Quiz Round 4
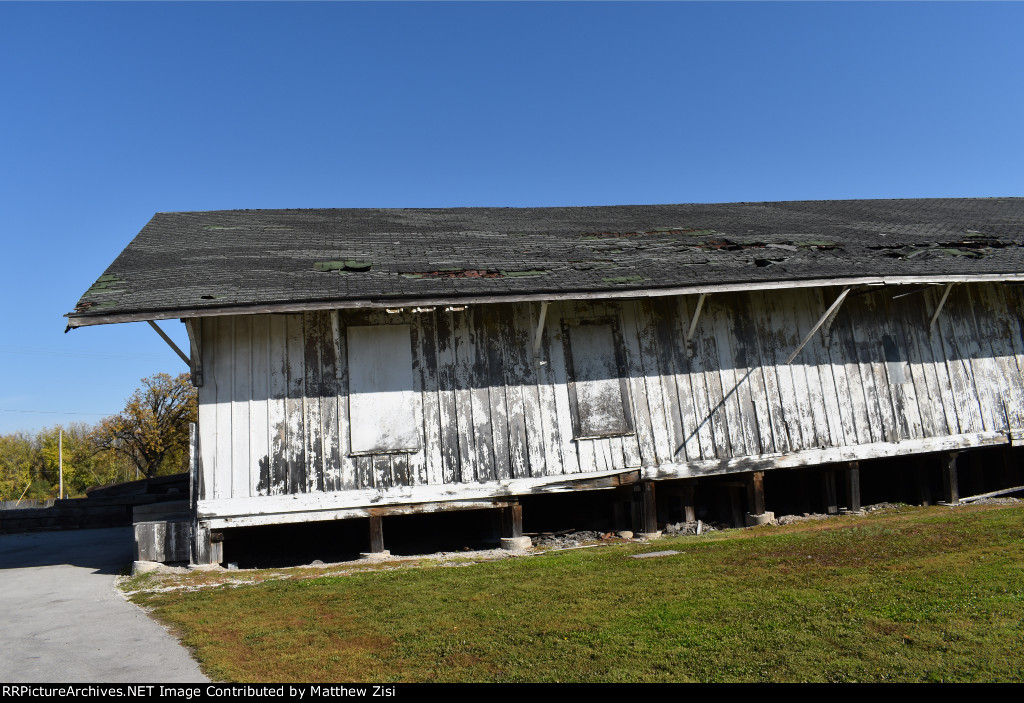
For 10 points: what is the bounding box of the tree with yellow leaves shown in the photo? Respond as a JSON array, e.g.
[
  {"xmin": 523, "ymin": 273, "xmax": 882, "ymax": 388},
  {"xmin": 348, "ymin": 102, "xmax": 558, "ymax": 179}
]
[{"xmin": 92, "ymin": 372, "xmax": 197, "ymax": 480}]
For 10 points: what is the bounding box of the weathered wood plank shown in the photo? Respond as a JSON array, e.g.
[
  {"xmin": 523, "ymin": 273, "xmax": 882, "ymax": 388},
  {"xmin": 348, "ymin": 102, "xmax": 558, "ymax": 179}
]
[
  {"xmin": 484, "ymin": 309, "xmax": 512, "ymax": 481},
  {"xmin": 302, "ymin": 312, "xmax": 324, "ymax": 493},
  {"xmin": 407, "ymin": 317, "xmax": 428, "ymax": 485},
  {"xmin": 747, "ymin": 291, "xmax": 790, "ymax": 454},
  {"xmin": 849, "ymin": 292, "xmax": 897, "ymax": 443},
  {"xmin": 882, "ymin": 295, "xmax": 924, "ymax": 440},
  {"xmin": 469, "ymin": 307, "xmax": 495, "ymax": 481},
  {"xmin": 764, "ymin": 289, "xmax": 808, "ymax": 450},
  {"xmin": 451, "ymin": 308, "xmax": 479, "ymax": 481},
  {"xmin": 514, "ymin": 304, "xmax": 547, "ymax": 477},
  {"xmin": 734, "ymin": 292, "xmax": 775, "ymax": 455},
  {"xmin": 931, "ymin": 287, "xmax": 985, "ymax": 434},
  {"xmin": 987, "ymin": 284, "xmax": 1024, "ymax": 429},
  {"xmin": 212, "ymin": 316, "xmax": 233, "ymax": 500},
  {"xmin": 964, "ymin": 285, "xmax": 1010, "ymax": 432},
  {"xmin": 633, "ymin": 300, "xmax": 674, "ymax": 464},
  {"xmin": 618, "ymin": 301, "xmax": 654, "ymax": 467},
  {"xmin": 333, "ymin": 317, "xmax": 358, "ymax": 490},
  {"xmin": 267, "ymin": 314, "xmax": 290, "ymax": 494},
  {"xmin": 285, "ymin": 313, "xmax": 307, "ymax": 493},
  {"xmin": 792, "ymin": 289, "xmax": 834, "ymax": 449},
  {"xmin": 320, "ymin": 312, "xmax": 342, "ymax": 492},
  {"xmin": 498, "ymin": 305, "xmax": 529, "ymax": 479},
  {"xmin": 417, "ymin": 312, "xmax": 444, "ymax": 485},
  {"xmin": 667, "ymin": 296, "xmax": 702, "ymax": 461},
  {"xmin": 714, "ymin": 295, "xmax": 750, "ymax": 457},
  {"xmin": 917, "ymin": 288, "xmax": 964, "ymax": 437},
  {"xmin": 197, "ymin": 318, "xmax": 218, "ymax": 500},
  {"xmin": 649, "ymin": 299, "xmax": 687, "ymax": 462},
  {"xmin": 545, "ymin": 304, "xmax": 581, "ymax": 473},
  {"xmin": 897, "ymin": 293, "xmax": 946, "ymax": 438},
  {"xmin": 806, "ymin": 288, "xmax": 848, "ymax": 448},
  {"xmin": 434, "ymin": 309, "xmax": 461, "ymax": 483},
  {"xmin": 249, "ymin": 315, "xmax": 271, "ymax": 496}
]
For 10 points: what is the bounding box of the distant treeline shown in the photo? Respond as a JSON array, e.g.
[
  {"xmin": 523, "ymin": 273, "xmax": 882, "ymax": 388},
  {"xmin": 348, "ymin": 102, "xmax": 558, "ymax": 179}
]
[{"xmin": 0, "ymin": 373, "xmax": 196, "ymax": 501}]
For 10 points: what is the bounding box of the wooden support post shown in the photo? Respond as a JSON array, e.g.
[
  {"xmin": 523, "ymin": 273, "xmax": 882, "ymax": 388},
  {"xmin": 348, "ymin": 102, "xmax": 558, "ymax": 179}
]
[
  {"xmin": 1000, "ymin": 446, "xmax": 1016, "ymax": 489},
  {"xmin": 729, "ymin": 486, "xmax": 744, "ymax": 528},
  {"xmin": 500, "ymin": 503, "xmax": 523, "ymax": 538},
  {"xmin": 916, "ymin": 457, "xmax": 933, "ymax": 506},
  {"xmin": 193, "ymin": 525, "xmax": 223, "ymax": 566},
  {"xmin": 631, "ymin": 481, "xmax": 658, "ymax": 534},
  {"xmin": 823, "ymin": 470, "xmax": 839, "ymax": 515},
  {"xmin": 746, "ymin": 471, "xmax": 766, "ymax": 516},
  {"xmin": 844, "ymin": 461, "xmax": 862, "ymax": 512},
  {"xmin": 786, "ymin": 287, "xmax": 851, "ymax": 364},
  {"xmin": 799, "ymin": 470, "xmax": 812, "ymax": 515},
  {"xmin": 368, "ymin": 515, "xmax": 385, "ymax": 553},
  {"xmin": 680, "ymin": 481, "xmax": 696, "ymax": 523},
  {"xmin": 942, "ymin": 452, "xmax": 960, "ymax": 505},
  {"xmin": 685, "ymin": 293, "xmax": 707, "ymax": 345},
  {"xmin": 147, "ymin": 320, "xmax": 191, "ymax": 366}
]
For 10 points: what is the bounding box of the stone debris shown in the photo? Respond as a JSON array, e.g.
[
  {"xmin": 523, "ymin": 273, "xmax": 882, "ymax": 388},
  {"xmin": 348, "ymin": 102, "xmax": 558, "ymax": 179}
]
[
  {"xmin": 531, "ymin": 530, "xmax": 602, "ymax": 549},
  {"xmin": 664, "ymin": 521, "xmax": 719, "ymax": 535}
]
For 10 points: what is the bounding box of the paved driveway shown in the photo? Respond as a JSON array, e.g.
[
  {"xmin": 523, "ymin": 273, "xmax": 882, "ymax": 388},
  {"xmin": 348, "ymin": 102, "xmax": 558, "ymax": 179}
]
[{"xmin": 0, "ymin": 527, "xmax": 208, "ymax": 683}]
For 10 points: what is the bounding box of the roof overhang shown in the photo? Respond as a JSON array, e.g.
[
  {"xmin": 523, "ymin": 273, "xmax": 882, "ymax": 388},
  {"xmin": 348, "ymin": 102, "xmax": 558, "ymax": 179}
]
[{"xmin": 65, "ymin": 272, "xmax": 1024, "ymax": 329}]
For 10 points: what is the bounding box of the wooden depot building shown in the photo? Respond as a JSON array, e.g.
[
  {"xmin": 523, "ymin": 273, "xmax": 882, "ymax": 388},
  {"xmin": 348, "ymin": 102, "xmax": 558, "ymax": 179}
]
[{"xmin": 67, "ymin": 199, "xmax": 1024, "ymax": 564}]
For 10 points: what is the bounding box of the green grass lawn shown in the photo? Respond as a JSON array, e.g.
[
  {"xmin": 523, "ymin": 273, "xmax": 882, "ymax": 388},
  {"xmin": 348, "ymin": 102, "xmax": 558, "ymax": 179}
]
[{"xmin": 126, "ymin": 504, "xmax": 1024, "ymax": 683}]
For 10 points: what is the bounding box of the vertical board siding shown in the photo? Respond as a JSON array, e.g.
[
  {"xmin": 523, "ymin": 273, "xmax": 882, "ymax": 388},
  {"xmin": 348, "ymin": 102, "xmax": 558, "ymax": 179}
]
[{"xmin": 199, "ymin": 283, "xmax": 1024, "ymax": 501}]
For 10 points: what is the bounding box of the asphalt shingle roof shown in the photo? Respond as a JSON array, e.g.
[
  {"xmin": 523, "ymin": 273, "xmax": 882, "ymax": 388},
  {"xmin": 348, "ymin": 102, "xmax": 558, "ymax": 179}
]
[{"xmin": 67, "ymin": 198, "xmax": 1024, "ymax": 326}]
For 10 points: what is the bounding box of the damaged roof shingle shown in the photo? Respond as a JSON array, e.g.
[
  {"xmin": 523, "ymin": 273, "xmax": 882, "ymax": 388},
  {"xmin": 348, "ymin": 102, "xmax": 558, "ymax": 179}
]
[{"xmin": 67, "ymin": 198, "xmax": 1024, "ymax": 325}]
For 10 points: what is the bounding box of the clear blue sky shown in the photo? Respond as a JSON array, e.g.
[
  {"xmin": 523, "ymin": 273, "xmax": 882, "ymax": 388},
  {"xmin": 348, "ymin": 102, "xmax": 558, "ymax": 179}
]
[{"xmin": 1, "ymin": 1, "xmax": 1022, "ymax": 434}]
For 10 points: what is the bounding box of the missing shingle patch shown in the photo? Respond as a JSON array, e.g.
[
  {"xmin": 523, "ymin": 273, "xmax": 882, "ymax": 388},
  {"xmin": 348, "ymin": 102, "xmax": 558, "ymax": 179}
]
[
  {"xmin": 580, "ymin": 227, "xmax": 721, "ymax": 241},
  {"xmin": 314, "ymin": 260, "xmax": 373, "ymax": 273},
  {"xmin": 401, "ymin": 268, "xmax": 547, "ymax": 279},
  {"xmin": 868, "ymin": 237, "xmax": 1013, "ymax": 260}
]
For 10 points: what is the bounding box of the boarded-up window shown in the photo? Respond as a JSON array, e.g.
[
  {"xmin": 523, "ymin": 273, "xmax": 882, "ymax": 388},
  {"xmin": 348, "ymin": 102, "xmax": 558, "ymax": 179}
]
[
  {"xmin": 564, "ymin": 322, "xmax": 634, "ymax": 439},
  {"xmin": 347, "ymin": 325, "xmax": 420, "ymax": 454}
]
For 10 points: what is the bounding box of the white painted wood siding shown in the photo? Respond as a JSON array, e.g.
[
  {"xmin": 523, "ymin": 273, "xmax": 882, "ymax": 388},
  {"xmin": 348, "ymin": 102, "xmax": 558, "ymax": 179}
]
[{"xmin": 196, "ymin": 283, "xmax": 1024, "ymax": 502}]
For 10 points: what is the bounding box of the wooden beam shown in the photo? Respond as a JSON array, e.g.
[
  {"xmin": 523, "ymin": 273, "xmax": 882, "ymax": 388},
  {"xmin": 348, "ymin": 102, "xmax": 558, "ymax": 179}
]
[
  {"xmin": 680, "ymin": 480, "xmax": 696, "ymax": 523},
  {"xmin": 916, "ymin": 457, "xmax": 933, "ymax": 506},
  {"xmin": 500, "ymin": 503, "xmax": 523, "ymax": 538},
  {"xmin": 786, "ymin": 287, "xmax": 852, "ymax": 364},
  {"xmin": 823, "ymin": 470, "xmax": 839, "ymax": 515},
  {"xmin": 184, "ymin": 319, "xmax": 203, "ymax": 387},
  {"xmin": 368, "ymin": 515, "xmax": 385, "ymax": 553},
  {"xmin": 685, "ymin": 293, "xmax": 707, "ymax": 344},
  {"xmin": 147, "ymin": 320, "xmax": 190, "ymax": 366},
  {"xmin": 632, "ymin": 481, "xmax": 657, "ymax": 534},
  {"xmin": 929, "ymin": 283, "xmax": 955, "ymax": 331},
  {"xmin": 532, "ymin": 301, "xmax": 549, "ymax": 355},
  {"xmin": 941, "ymin": 452, "xmax": 960, "ymax": 505},
  {"xmin": 959, "ymin": 484, "xmax": 1024, "ymax": 503},
  {"xmin": 844, "ymin": 461, "xmax": 861, "ymax": 512},
  {"xmin": 189, "ymin": 423, "xmax": 200, "ymax": 565},
  {"xmin": 746, "ymin": 471, "xmax": 766, "ymax": 516}
]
